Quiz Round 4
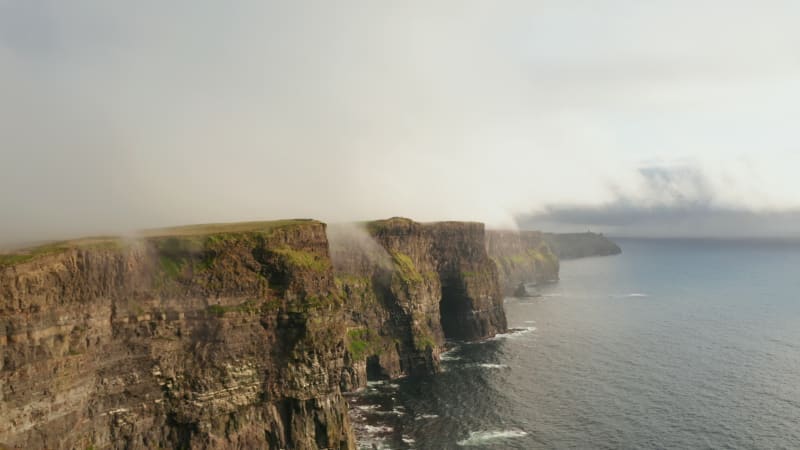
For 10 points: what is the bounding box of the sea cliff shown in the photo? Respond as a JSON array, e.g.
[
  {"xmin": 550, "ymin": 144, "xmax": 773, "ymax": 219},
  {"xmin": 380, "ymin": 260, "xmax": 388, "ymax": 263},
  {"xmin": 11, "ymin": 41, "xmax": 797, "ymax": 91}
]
[
  {"xmin": 0, "ymin": 220, "xmax": 354, "ymax": 450},
  {"xmin": 485, "ymin": 230, "xmax": 559, "ymax": 293},
  {"xmin": 543, "ymin": 232, "xmax": 622, "ymax": 259},
  {"xmin": 0, "ymin": 219, "xmax": 617, "ymax": 449},
  {"xmin": 0, "ymin": 218, "xmax": 511, "ymax": 449}
]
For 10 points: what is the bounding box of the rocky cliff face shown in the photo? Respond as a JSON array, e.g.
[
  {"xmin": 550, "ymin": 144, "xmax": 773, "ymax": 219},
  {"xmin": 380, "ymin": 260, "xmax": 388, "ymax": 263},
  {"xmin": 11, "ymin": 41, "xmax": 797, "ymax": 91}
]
[
  {"xmin": 426, "ymin": 222, "xmax": 506, "ymax": 341},
  {"xmin": 485, "ymin": 230, "xmax": 559, "ymax": 293},
  {"xmin": 1, "ymin": 220, "xmax": 354, "ymax": 450},
  {"xmin": 0, "ymin": 218, "xmax": 512, "ymax": 449},
  {"xmin": 330, "ymin": 218, "xmax": 506, "ymax": 385}
]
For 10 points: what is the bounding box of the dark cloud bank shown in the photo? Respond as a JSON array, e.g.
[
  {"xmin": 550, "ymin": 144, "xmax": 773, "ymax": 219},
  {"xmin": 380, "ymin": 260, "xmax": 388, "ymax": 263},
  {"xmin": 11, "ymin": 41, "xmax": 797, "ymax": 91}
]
[{"xmin": 519, "ymin": 166, "xmax": 800, "ymax": 239}]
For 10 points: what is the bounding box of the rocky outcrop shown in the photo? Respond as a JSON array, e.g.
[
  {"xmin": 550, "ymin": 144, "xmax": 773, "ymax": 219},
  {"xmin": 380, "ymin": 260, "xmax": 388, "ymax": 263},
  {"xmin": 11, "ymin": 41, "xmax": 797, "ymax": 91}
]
[
  {"xmin": 543, "ymin": 232, "xmax": 622, "ymax": 259},
  {"xmin": 426, "ymin": 222, "xmax": 506, "ymax": 341},
  {"xmin": 330, "ymin": 218, "xmax": 506, "ymax": 384},
  {"xmin": 485, "ymin": 230, "xmax": 559, "ymax": 294},
  {"xmin": 0, "ymin": 220, "xmax": 354, "ymax": 450},
  {"xmin": 0, "ymin": 218, "xmax": 512, "ymax": 449}
]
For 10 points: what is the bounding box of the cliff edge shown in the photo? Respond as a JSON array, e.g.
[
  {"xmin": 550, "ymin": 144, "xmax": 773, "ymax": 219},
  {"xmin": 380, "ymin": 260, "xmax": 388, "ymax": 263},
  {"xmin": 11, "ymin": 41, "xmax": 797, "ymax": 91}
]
[
  {"xmin": 0, "ymin": 220, "xmax": 354, "ymax": 450},
  {"xmin": 543, "ymin": 232, "xmax": 622, "ymax": 259},
  {"xmin": 0, "ymin": 218, "xmax": 516, "ymax": 450},
  {"xmin": 485, "ymin": 230, "xmax": 560, "ymax": 294},
  {"xmin": 331, "ymin": 218, "xmax": 506, "ymax": 385}
]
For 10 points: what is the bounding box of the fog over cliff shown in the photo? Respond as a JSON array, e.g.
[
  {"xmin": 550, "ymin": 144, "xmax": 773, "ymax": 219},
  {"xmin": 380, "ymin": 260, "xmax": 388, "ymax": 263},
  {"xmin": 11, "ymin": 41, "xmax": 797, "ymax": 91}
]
[{"xmin": 2, "ymin": 1, "xmax": 800, "ymax": 245}]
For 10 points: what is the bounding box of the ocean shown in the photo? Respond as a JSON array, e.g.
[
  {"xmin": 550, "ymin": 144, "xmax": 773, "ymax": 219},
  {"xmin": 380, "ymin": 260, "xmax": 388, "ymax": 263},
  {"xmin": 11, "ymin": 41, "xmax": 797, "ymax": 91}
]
[{"xmin": 348, "ymin": 238, "xmax": 800, "ymax": 449}]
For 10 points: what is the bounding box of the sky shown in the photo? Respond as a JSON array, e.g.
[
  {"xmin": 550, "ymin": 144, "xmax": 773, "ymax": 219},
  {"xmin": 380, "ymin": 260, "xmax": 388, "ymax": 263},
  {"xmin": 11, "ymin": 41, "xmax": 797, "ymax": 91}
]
[{"xmin": 1, "ymin": 0, "xmax": 799, "ymax": 245}]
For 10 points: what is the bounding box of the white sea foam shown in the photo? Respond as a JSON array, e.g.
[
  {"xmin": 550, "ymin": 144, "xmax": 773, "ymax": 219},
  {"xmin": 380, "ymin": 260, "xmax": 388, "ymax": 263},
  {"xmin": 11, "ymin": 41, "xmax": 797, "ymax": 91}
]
[
  {"xmin": 356, "ymin": 437, "xmax": 393, "ymax": 450},
  {"xmin": 477, "ymin": 363, "xmax": 509, "ymax": 370},
  {"xmin": 626, "ymin": 293, "xmax": 649, "ymax": 297},
  {"xmin": 373, "ymin": 408, "xmax": 405, "ymax": 417},
  {"xmin": 401, "ymin": 435, "xmax": 416, "ymax": 444},
  {"xmin": 457, "ymin": 430, "xmax": 529, "ymax": 446},
  {"xmin": 490, "ymin": 327, "xmax": 536, "ymax": 341},
  {"xmin": 440, "ymin": 351, "xmax": 462, "ymax": 361},
  {"xmin": 415, "ymin": 414, "xmax": 439, "ymax": 420},
  {"xmin": 364, "ymin": 424, "xmax": 394, "ymax": 434},
  {"xmin": 355, "ymin": 404, "xmax": 380, "ymax": 411}
]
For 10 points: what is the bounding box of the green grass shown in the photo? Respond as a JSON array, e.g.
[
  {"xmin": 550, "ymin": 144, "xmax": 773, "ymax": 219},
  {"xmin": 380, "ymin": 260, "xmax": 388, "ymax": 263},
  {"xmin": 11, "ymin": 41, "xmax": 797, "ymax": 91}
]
[
  {"xmin": 390, "ymin": 251, "xmax": 423, "ymax": 284},
  {"xmin": 415, "ymin": 335, "xmax": 436, "ymax": 352},
  {"xmin": 334, "ymin": 274, "xmax": 370, "ymax": 286},
  {"xmin": 0, "ymin": 238, "xmax": 127, "ymax": 268},
  {"xmin": 159, "ymin": 255, "xmax": 185, "ymax": 278},
  {"xmin": 141, "ymin": 219, "xmax": 318, "ymax": 238},
  {"xmin": 364, "ymin": 217, "xmax": 413, "ymax": 235},
  {"xmin": 346, "ymin": 328, "xmax": 382, "ymax": 360},
  {"xmin": 0, "ymin": 219, "xmax": 320, "ymax": 269},
  {"xmin": 152, "ymin": 236, "xmax": 217, "ymax": 279},
  {"xmin": 272, "ymin": 247, "xmax": 330, "ymax": 272}
]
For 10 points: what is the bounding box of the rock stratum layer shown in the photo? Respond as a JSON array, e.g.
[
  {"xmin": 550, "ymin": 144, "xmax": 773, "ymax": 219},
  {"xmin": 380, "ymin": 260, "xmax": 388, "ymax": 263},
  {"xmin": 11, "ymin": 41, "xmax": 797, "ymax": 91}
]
[
  {"xmin": 2, "ymin": 218, "xmax": 552, "ymax": 450},
  {"xmin": 0, "ymin": 218, "xmax": 614, "ymax": 449},
  {"xmin": 1, "ymin": 220, "xmax": 354, "ymax": 450}
]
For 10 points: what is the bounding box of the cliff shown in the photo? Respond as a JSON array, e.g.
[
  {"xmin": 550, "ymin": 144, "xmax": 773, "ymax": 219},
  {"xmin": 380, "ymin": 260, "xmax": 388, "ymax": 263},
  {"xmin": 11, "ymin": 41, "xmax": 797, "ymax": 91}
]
[
  {"xmin": 485, "ymin": 230, "xmax": 559, "ymax": 294},
  {"xmin": 0, "ymin": 218, "xmax": 510, "ymax": 449},
  {"xmin": 543, "ymin": 232, "xmax": 622, "ymax": 259},
  {"xmin": 330, "ymin": 218, "xmax": 506, "ymax": 384},
  {"xmin": 0, "ymin": 220, "xmax": 353, "ymax": 450}
]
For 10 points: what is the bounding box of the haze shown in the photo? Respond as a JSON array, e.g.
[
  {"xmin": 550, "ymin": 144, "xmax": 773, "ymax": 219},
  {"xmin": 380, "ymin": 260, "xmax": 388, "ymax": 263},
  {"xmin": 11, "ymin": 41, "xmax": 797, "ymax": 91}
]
[{"xmin": 2, "ymin": 1, "xmax": 799, "ymax": 246}]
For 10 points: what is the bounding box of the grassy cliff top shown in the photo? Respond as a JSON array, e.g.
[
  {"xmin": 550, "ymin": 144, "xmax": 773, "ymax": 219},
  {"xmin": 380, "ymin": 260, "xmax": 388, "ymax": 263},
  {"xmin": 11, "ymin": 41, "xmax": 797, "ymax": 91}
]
[
  {"xmin": 0, "ymin": 237, "xmax": 124, "ymax": 267},
  {"xmin": 0, "ymin": 219, "xmax": 320, "ymax": 268},
  {"xmin": 140, "ymin": 219, "xmax": 319, "ymax": 238},
  {"xmin": 364, "ymin": 217, "xmax": 486, "ymax": 235}
]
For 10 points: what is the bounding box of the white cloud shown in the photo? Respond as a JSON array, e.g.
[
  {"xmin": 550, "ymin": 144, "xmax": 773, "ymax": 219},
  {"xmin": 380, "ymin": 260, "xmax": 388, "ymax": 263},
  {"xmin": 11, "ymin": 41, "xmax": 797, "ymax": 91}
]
[{"xmin": 1, "ymin": 1, "xmax": 799, "ymax": 244}]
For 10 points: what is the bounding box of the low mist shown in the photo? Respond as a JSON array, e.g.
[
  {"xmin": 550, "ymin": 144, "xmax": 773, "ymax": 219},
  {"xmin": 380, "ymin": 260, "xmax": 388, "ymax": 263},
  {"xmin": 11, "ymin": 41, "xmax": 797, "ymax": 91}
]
[{"xmin": 2, "ymin": 1, "xmax": 800, "ymax": 246}]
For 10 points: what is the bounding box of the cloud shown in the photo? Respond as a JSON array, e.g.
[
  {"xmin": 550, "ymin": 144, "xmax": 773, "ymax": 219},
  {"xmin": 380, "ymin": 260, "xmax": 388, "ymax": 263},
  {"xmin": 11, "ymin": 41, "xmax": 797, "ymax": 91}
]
[
  {"xmin": 1, "ymin": 1, "xmax": 800, "ymax": 245},
  {"xmin": 518, "ymin": 164, "xmax": 800, "ymax": 237}
]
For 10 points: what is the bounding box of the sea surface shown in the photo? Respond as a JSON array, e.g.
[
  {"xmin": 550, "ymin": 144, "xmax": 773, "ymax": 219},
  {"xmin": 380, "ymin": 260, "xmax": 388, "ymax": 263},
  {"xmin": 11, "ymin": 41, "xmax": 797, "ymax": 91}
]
[{"xmin": 348, "ymin": 238, "xmax": 800, "ymax": 449}]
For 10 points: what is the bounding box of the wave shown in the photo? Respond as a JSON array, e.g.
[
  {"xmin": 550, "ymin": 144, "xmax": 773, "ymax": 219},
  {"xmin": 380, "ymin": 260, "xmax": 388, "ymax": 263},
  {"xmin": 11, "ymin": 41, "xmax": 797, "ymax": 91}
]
[
  {"xmin": 363, "ymin": 424, "xmax": 394, "ymax": 434},
  {"xmin": 489, "ymin": 327, "xmax": 536, "ymax": 341},
  {"xmin": 611, "ymin": 293, "xmax": 649, "ymax": 298},
  {"xmin": 355, "ymin": 404, "xmax": 379, "ymax": 411},
  {"xmin": 415, "ymin": 413, "xmax": 439, "ymax": 420},
  {"xmin": 457, "ymin": 430, "xmax": 529, "ymax": 446},
  {"xmin": 373, "ymin": 407, "xmax": 405, "ymax": 417},
  {"xmin": 440, "ymin": 352, "xmax": 462, "ymax": 361},
  {"xmin": 477, "ymin": 363, "xmax": 509, "ymax": 369}
]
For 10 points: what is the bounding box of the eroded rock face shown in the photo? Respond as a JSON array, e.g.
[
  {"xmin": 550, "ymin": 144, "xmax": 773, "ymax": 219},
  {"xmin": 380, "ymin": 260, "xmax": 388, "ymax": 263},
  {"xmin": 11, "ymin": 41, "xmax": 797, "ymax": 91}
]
[
  {"xmin": 485, "ymin": 230, "xmax": 560, "ymax": 294},
  {"xmin": 426, "ymin": 222, "xmax": 506, "ymax": 341},
  {"xmin": 1, "ymin": 221, "xmax": 354, "ymax": 450},
  {"xmin": 1, "ymin": 218, "xmax": 543, "ymax": 449},
  {"xmin": 330, "ymin": 218, "xmax": 508, "ymax": 385}
]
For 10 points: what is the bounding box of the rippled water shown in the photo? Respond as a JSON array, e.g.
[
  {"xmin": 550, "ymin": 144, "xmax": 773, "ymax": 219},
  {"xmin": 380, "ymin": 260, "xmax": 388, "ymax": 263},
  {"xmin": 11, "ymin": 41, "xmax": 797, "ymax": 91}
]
[{"xmin": 349, "ymin": 238, "xmax": 800, "ymax": 449}]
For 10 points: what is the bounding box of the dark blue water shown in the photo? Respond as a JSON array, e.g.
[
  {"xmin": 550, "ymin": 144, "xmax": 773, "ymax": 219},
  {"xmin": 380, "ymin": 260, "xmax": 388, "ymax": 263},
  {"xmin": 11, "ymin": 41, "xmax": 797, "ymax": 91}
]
[{"xmin": 348, "ymin": 238, "xmax": 800, "ymax": 449}]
